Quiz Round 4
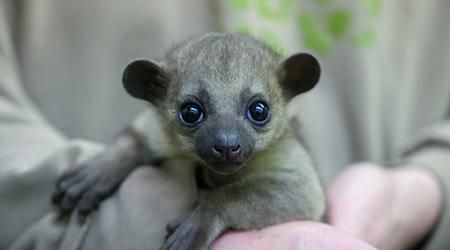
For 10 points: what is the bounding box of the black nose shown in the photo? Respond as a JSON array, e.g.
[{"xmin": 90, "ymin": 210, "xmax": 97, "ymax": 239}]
[{"xmin": 212, "ymin": 132, "xmax": 242, "ymax": 161}]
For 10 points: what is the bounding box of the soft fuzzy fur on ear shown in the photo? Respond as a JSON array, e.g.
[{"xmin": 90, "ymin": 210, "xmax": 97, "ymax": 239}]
[
  {"xmin": 280, "ymin": 53, "xmax": 321, "ymax": 99},
  {"xmin": 122, "ymin": 60, "xmax": 169, "ymax": 104}
]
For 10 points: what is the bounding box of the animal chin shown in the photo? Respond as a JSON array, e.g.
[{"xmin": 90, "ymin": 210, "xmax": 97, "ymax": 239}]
[{"xmin": 207, "ymin": 161, "xmax": 245, "ymax": 175}]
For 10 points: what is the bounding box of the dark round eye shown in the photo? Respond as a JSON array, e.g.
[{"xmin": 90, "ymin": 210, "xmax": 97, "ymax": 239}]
[
  {"xmin": 179, "ymin": 103, "xmax": 204, "ymax": 126},
  {"xmin": 247, "ymin": 101, "xmax": 270, "ymax": 125}
]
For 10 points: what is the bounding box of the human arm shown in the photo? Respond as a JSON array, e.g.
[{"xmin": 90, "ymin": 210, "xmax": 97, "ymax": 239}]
[
  {"xmin": 328, "ymin": 120, "xmax": 450, "ymax": 249},
  {"xmin": 327, "ymin": 163, "xmax": 443, "ymax": 250}
]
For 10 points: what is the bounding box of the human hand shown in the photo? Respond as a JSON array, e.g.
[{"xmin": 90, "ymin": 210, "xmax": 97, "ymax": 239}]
[
  {"xmin": 326, "ymin": 163, "xmax": 442, "ymax": 250},
  {"xmin": 210, "ymin": 221, "xmax": 376, "ymax": 250}
]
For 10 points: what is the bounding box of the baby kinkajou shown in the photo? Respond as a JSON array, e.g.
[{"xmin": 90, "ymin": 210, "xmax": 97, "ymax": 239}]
[{"xmin": 53, "ymin": 33, "xmax": 325, "ymax": 250}]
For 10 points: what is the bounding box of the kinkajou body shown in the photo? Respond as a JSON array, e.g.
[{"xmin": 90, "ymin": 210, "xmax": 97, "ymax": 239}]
[{"xmin": 53, "ymin": 33, "xmax": 325, "ymax": 250}]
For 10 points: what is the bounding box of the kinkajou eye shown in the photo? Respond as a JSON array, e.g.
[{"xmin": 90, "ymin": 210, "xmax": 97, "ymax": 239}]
[
  {"xmin": 179, "ymin": 103, "xmax": 204, "ymax": 126},
  {"xmin": 247, "ymin": 101, "xmax": 270, "ymax": 125}
]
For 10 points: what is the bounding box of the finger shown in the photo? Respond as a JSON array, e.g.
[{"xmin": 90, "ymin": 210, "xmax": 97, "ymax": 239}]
[
  {"xmin": 52, "ymin": 174, "xmax": 86, "ymax": 205},
  {"xmin": 161, "ymin": 229, "xmax": 181, "ymax": 250},
  {"xmin": 60, "ymin": 181, "xmax": 89, "ymax": 212},
  {"xmin": 59, "ymin": 172, "xmax": 87, "ymax": 189},
  {"xmin": 166, "ymin": 217, "xmax": 185, "ymax": 235},
  {"xmin": 51, "ymin": 189, "xmax": 65, "ymax": 204},
  {"xmin": 56, "ymin": 166, "xmax": 85, "ymax": 187},
  {"xmin": 77, "ymin": 192, "xmax": 100, "ymax": 215}
]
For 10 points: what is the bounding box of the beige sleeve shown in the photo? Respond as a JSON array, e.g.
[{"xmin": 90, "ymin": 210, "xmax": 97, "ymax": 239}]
[
  {"xmin": 0, "ymin": 3, "xmax": 196, "ymax": 250},
  {"xmin": 400, "ymin": 120, "xmax": 450, "ymax": 250},
  {"xmin": 1, "ymin": 2, "xmax": 86, "ymax": 249}
]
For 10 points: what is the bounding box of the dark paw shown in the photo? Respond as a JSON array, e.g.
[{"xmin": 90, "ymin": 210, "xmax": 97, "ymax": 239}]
[
  {"xmin": 166, "ymin": 216, "xmax": 187, "ymax": 237},
  {"xmin": 160, "ymin": 223, "xmax": 196, "ymax": 250},
  {"xmin": 52, "ymin": 161, "xmax": 116, "ymax": 216},
  {"xmin": 161, "ymin": 215, "xmax": 207, "ymax": 250}
]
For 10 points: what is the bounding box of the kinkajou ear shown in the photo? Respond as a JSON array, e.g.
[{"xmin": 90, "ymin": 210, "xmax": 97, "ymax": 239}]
[
  {"xmin": 122, "ymin": 60, "xmax": 169, "ymax": 104},
  {"xmin": 279, "ymin": 53, "xmax": 321, "ymax": 100}
]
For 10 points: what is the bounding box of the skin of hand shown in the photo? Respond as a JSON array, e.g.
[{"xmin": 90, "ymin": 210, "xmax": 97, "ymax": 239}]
[
  {"xmin": 210, "ymin": 221, "xmax": 377, "ymax": 250},
  {"xmin": 326, "ymin": 163, "xmax": 443, "ymax": 250}
]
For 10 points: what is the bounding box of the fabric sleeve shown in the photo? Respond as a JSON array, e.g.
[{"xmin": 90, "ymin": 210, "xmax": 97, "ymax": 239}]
[
  {"xmin": 400, "ymin": 120, "xmax": 450, "ymax": 250},
  {"xmin": 1, "ymin": 4, "xmax": 196, "ymax": 249}
]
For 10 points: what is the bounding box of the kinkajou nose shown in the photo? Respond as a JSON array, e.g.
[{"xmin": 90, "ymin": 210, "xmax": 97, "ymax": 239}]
[{"xmin": 212, "ymin": 132, "xmax": 242, "ymax": 161}]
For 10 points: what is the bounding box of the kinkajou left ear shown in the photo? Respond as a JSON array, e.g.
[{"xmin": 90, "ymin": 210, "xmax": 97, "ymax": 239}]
[
  {"xmin": 122, "ymin": 59, "xmax": 169, "ymax": 105},
  {"xmin": 279, "ymin": 53, "xmax": 321, "ymax": 100}
]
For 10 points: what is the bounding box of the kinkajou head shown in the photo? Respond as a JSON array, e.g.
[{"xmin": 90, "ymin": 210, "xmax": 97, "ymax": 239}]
[{"xmin": 122, "ymin": 33, "xmax": 320, "ymax": 175}]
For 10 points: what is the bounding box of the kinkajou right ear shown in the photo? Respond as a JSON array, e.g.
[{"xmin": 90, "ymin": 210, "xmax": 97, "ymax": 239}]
[
  {"xmin": 279, "ymin": 53, "xmax": 321, "ymax": 100},
  {"xmin": 122, "ymin": 60, "xmax": 169, "ymax": 104}
]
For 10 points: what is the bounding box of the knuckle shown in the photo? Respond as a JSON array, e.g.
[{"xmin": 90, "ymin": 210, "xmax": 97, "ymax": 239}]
[
  {"xmin": 66, "ymin": 189, "xmax": 80, "ymax": 200},
  {"xmin": 65, "ymin": 191, "xmax": 76, "ymax": 200},
  {"xmin": 59, "ymin": 180, "xmax": 70, "ymax": 190}
]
